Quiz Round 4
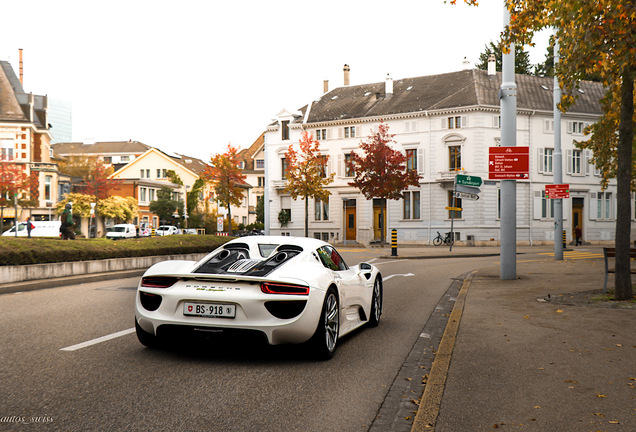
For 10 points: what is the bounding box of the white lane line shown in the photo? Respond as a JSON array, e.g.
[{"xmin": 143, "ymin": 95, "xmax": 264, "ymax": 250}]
[{"xmin": 60, "ymin": 328, "xmax": 135, "ymax": 352}]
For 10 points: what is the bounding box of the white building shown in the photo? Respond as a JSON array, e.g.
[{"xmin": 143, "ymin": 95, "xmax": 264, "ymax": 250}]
[{"xmin": 264, "ymin": 67, "xmax": 634, "ymax": 246}]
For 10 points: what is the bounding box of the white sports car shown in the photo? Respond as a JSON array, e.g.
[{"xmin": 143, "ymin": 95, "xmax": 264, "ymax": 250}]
[{"xmin": 135, "ymin": 236, "xmax": 382, "ymax": 359}]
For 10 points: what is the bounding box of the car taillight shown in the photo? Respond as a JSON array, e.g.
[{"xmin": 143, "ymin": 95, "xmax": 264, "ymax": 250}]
[
  {"xmin": 141, "ymin": 276, "xmax": 180, "ymax": 288},
  {"xmin": 261, "ymin": 282, "xmax": 309, "ymax": 295}
]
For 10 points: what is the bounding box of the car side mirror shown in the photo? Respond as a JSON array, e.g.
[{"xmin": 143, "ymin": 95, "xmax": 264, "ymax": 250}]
[{"xmin": 358, "ymin": 262, "xmax": 372, "ymax": 280}]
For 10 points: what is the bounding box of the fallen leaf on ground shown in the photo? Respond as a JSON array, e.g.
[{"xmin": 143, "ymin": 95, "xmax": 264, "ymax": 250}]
[
  {"xmin": 609, "ymin": 420, "xmax": 620, "ymax": 424},
  {"xmin": 524, "ymin": 315, "xmax": 530, "ymax": 320},
  {"xmin": 556, "ymin": 309, "xmax": 563, "ymax": 313},
  {"xmin": 596, "ymin": 394, "xmax": 607, "ymax": 398}
]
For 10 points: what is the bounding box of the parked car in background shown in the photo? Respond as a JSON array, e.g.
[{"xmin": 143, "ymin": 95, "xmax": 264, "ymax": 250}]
[
  {"xmin": 106, "ymin": 223, "xmax": 137, "ymax": 239},
  {"xmin": 155, "ymin": 225, "xmax": 180, "ymax": 236},
  {"xmin": 2, "ymin": 221, "xmax": 62, "ymax": 237},
  {"xmin": 182, "ymin": 228, "xmax": 197, "ymax": 235}
]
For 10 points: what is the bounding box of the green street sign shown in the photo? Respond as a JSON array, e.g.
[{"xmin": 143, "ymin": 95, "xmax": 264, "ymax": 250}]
[{"xmin": 455, "ymin": 174, "xmax": 482, "ymax": 187}]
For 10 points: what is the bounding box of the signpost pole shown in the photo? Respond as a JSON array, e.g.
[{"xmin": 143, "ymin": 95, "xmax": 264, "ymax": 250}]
[
  {"xmin": 553, "ymin": 36, "xmax": 564, "ymax": 261},
  {"xmin": 450, "ymin": 180, "xmax": 456, "ymax": 252},
  {"xmin": 500, "ymin": 6, "xmax": 517, "ymax": 280}
]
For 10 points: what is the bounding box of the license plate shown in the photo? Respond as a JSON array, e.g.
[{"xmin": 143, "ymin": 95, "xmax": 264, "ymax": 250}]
[{"xmin": 183, "ymin": 302, "xmax": 236, "ymax": 318}]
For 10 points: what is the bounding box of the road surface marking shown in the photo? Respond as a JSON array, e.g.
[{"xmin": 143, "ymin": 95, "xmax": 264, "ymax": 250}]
[
  {"xmin": 61, "ymin": 328, "xmax": 135, "ymax": 351},
  {"xmin": 383, "ymin": 273, "xmax": 415, "ymax": 281}
]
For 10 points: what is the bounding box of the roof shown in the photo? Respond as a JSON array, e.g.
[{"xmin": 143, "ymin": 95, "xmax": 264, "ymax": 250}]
[
  {"xmin": 168, "ymin": 152, "xmax": 210, "ymax": 175},
  {"xmin": 0, "ymin": 60, "xmax": 48, "ymax": 128},
  {"xmin": 304, "ymin": 69, "xmax": 605, "ymax": 124},
  {"xmin": 238, "ymin": 132, "xmax": 265, "ymax": 172},
  {"xmin": 52, "ymin": 141, "xmax": 152, "ymax": 156}
]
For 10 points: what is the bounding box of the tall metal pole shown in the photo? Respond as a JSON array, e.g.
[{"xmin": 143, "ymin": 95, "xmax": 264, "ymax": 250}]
[
  {"xmin": 500, "ymin": 6, "xmax": 517, "ymax": 280},
  {"xmin": 553, "ymin": 36, "xmax": 564, "ymax": 260}
]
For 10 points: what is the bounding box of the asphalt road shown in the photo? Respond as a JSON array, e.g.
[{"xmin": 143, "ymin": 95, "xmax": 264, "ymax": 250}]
[{"xmin": 0, "ymin": 250, "xmax": 497, "ymax": 432}]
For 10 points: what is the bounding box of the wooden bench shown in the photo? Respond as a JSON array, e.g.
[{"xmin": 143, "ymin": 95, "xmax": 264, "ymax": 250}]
[{"xmin": 602, "ymin": 247, "xmax": 636, "ymax": 293}]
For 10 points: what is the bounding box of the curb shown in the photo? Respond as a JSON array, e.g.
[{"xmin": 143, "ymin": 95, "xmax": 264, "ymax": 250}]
[
  {"xmin": 0, "ymin": 269, "xmax": 146, "ymax": 295},
  {"xmin": 411, "ymin": 270, "xmax": 475, "ymax": 431}
]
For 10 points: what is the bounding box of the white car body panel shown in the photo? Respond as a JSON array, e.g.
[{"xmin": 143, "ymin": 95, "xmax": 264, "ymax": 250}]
[{"xmin": 135, "ymin": 236, "xmax": 381, "ymax": 348}]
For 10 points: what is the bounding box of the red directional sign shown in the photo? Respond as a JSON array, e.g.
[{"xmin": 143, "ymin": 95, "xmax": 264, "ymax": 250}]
[
  {"xmin": 545, "ymin": 184, "xmax": 570, "ymax": 199},
  {"xmin": 488, "ymin": 147, "xmax": 530, "ymax": 180}
]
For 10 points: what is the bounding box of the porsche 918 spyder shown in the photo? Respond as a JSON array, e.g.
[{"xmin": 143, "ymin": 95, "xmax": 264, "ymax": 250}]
[{"xmin": 135, "ymin": 236, "xmax": 382, "ymax": 359}]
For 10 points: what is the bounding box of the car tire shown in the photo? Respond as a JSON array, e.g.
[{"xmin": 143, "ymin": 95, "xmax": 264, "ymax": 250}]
[
  {"xmin": 368, "ymin": 277, "xmax": 382, "ymax": 327},
  {"xmin": 310, "ymin": 288, "xmax": 340, "ymax": 360},
  {"xmin": 135, "ymin": 319, "xmax": 161, "ymax": 348}
]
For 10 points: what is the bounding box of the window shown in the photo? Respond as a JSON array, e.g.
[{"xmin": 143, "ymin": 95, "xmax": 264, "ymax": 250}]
[
  {"xmin": 258, "ymin": 176, "xmax": 265, "ymax": 187},
  {"xmin": 567, "ymin": 121, "xmax": 586, "ymax": 135},
  {"xmin": 406, "ymin": 149, "xmax": 418, "ymax": 172},
  {"xmin": 538, "ymin": 148, "xmax": 554, "ymax": 174},
  {"xmin": 493, "ymin": 115, "xmax": 501, "ymax": 129},
  {"xmin": 449, "ymin": 145, "xmax": 461, "ymax": 170},
  {"xmin": 344, "ymin": 126, "xmax": 355, "ymax": 138},
  {"xmin": 448, "ymin": 116, "xmax": 462, "ymax": 129},
  {"xmin": 238, "ymin": 161, "xmax": 245, "ymax": 169},
  {"xmin": 543, "ymin": 119, "xmax": 554, "ymax": 133},
  {"xmin": 403, "ymin": 191, "xmax": 420, "ymax": 219},
  {"xmin": 533, "ymin": 190, "xmax": 555, "ymax": 219},
  {"xmin": 140, "ymin": 187, "xmax": 147, "ymax": 202},
  {"xmin": 103, "ymin": 156, "xmax": 112, "ymax": 163},
  {"xmin": 448, "ymin": 191, "xmax": 462, "ymax": 219},
  {"xmin": 140, "ymin": 169, "xmax": 145, "ymax": 178},
  {"xmin": 281, "ymin": 120, "xmax": 290, "ymax": 140},
  {"xmin": 315, "ymin": 198, "xmax": 329, "ymax": 221},
  {"xmin": 120, "ymin": 156, "xmax": 130, "ymax": 162},
  {"xmin": 44, "ymin": 175, "xmax": 52, "ymax": 201},
  {"xmin": 316, "ymin": 129, "xmax": 327, "ymax": 140},
  {"xmin": 256, "ymin": 159, "xmax": 264, "ymax": 169},
  {"xmin": 318, "ymin": 155, "xmax": 328, "ymax": 178},
  {"xmin": 149, "ymin": 189, "xmax": 155, "ymax": 202},
  {"xmin": 317, "ymin": 246, "xmax": 348, "ymax": 271},
  {"xmin": 597, "ymin": 192, "xmax": 614, "ymax": 219},
  {"xmin": 281, "ymin": 158, "xmax": 288, "ymax": 179},
  {"xmin": 568, "ymin": 149, "xmax": 583, "ymax": 175},
  {"xmin": 344, "ymin": 154, "xmax": 354, "ymax": 177},
  {"xmin": 280, "ymin": 196, "xmax": 291, "ymax": 222},
  {"xmin": 157, "ymin": 169, "xmax": 161, "ymax": 178},
  {"xmin": 1, "ymin": 139, "xmax": 14, "ymax": 161}
]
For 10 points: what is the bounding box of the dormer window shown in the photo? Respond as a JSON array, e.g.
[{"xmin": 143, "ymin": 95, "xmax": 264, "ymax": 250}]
[{"xmin": 281, "ymin": 120, "xmax": 290, "ymax": 140}]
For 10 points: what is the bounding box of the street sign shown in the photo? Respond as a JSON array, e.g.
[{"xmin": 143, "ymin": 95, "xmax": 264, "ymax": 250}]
[
  {"xmin": 545, "ymin": 184, "xmax": 570, "ymax": 199},
  {"xmin": 454, "ymin": 191, "xmax": 479, "ymax": 201},
  {"xmin": 445, "ymin": 206, "xmax": 463, "ymax": 211},
  {"xmin": 455, "ymin": 184, "xmax": 481, "ymax": 195},
  {"xmin": 455, "ymin": 174, "xmax": 482, "ymax": 187},
  {"xmin": 488, "ymin": 146, "xmax": 530, "ymax": 179}
]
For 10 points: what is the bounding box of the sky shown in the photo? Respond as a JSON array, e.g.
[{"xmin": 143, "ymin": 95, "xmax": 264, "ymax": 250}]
[{"xmin": 1, "ymin": 0, "xmax": 550, "ymax": 162}]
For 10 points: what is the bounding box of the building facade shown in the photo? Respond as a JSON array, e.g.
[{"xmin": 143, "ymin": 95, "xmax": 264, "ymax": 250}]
[{"xmin": 264, "ymin": 68, "xmax": 634, "ymax": 246}]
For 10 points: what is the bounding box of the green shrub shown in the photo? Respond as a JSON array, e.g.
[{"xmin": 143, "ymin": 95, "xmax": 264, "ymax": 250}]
[{"xmin": 0, "ymin": 235, "xmax": 231, "ymax": 266}]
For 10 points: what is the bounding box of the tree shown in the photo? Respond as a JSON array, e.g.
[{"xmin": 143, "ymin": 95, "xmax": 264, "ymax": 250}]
[
  {"xmin": 0, "ymin": 161, "xmax": 32, "ymax": 233},
  {"xmin": 284, "ymin": 131, "xmax": 335, "ymax": 237},
  {"xmin": 57, "ymin": 155, "xmax": 102, "ymax": 179},
  {"xmin": 256, "ymin": 195, "xmax": 264, "ymax": 224},
  {"xmin": 149, "ymin": 186, "xmax": 180, "ymax": 225},
  {"xmin": 502, "ymin": 0, "xmax": 635, "ymax": 300},
  {"xmin": 57, "ymin": 193, "xmax": 138, "ymax": 222},
  {"xmin": 347, "ymin": 122, "xmax": 420, "ymax": 244},
  {"xmin": 476, "ymin": 40, "xmax": 533, "ymax": 75},
  {"xmin": 203, "ymin": 144, "xmax": 247, "ymax": 234}
]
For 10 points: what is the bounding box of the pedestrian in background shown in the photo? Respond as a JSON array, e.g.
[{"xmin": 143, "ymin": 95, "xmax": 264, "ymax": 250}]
[
  {"xmin": 26, "ymin": 217, "xmax": 34, "ymax": 238},
  {"xmin": 60, "ymin": 203, "xmax": 76, "ymax": 240},
  {"xmin": 575, "ymin": 226, "xmax": 582, "ymax": 246}
]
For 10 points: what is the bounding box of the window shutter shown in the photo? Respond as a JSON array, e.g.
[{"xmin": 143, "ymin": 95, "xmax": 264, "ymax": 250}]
[
  {"xmin": 338, "ymin": 128, "xmax": 343, "ymax": 139},
  {"xmin": 441, "ymin": 118, "xmax": 447, "ymax": 129},
  {"xmin": 418, "ymin": 152, "xmax": 424, "ymax": 175},
  {"xmin": 533, "ymin": 191, "xmax": 543, "ymax": 219},
  {"xmin": 538, "ymin": 148, "xmax": 545, "ymax": 173},
  {"xmin": 589, "ymin": 192, "xmax": 597, "ymax": 220},
  {"xmin": 461, "ymin": 116, "xmax": 467, "ymax": 128},
  {"xmin": 566, "ymin": 149, "xmax": 572, "ymax": 174},
  {"xmin": 584, "ymin": 150, "xmax": 591, "ymax": 175},
  {"xmin": 566, "ymin": 121, "xmax": 573, "ymax": 134},
  {"xmin": 337, "ymin": 154, "xmax": 343, "ymax": 178},
  {"xmin": 493, "ymin": 115, "xmax": 499, "ymax": 128},
  {"xmin": 404, "ymin": 122, "xmax": 410, "ymax": 132},
  {"xmin": 326, "ymin": 128, "xmax": 332, "ymax": 140}
]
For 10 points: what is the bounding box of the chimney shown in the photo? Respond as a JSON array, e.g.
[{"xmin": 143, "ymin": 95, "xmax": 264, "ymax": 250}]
[
  {"xmin": 385, "ymin": 73, "xmax": 393, "ymax": 99},
  {"xmin": 323, "ymin": 80, "xmax": 329, "ymax": 93},
  {"xmin": 488, "ymin": 54, "xmax": 496, "ymax": 76},
  {"xmin": 19, "ymin": 48, "xmax": 24, "ymax": 85},
  {"xmin": 343, "ymin": 64, "xmax": 350, "ymax": 86}
]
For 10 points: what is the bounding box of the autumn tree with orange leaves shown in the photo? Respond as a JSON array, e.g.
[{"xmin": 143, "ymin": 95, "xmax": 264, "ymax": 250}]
[
  {"xmin": 284, "ymin": 131, "xmax": 335, "ymax": 237},
  {"xmin": 203, "ymin": 144, "xmax": 247, "ymax": 234},
  {"xmin": 0, "ymin": 161, "xmax": 32, "ymax": 233},
  {"xmin": 499, "ymin": 0, "xmax": 635, "ymax": 300},
  {"xmin": 347, "ymin": 122, "xmax": 420, "ymax": 244}
]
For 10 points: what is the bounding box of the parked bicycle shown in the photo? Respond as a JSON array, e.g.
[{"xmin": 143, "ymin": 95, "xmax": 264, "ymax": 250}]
[{"xmin": 433, "ymin": 231, "xmax": 454, "ymax": 246}]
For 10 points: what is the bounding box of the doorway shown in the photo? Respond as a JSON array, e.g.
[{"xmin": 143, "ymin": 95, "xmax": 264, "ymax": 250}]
[
  {"xmin": 373, "ymin": 199, "xmax": 386, "ymax": 241},
  {"xmin": 572, "ymin": 197, "xmax": 584, "ymax": 243},
  {"xmin": 345, "ymin": 207, "xmax": 356, "ymax": 241}
]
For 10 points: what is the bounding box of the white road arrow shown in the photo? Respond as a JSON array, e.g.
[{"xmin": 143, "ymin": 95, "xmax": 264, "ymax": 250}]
[{"xmin": 383, "ymin": 273, "xmax": 415, "ymax": 281}]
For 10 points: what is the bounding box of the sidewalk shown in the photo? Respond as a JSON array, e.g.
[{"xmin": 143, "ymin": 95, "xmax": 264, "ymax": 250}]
[{"xmin": 412, "ymin": 248, "xmax": 636, "ymax": 431}]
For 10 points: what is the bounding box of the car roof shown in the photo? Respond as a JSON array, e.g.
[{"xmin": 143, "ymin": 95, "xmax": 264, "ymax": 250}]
[{"xmin": 226, "ymin": 235, "xmax": 329, "ymax": 249}]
